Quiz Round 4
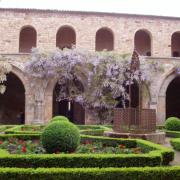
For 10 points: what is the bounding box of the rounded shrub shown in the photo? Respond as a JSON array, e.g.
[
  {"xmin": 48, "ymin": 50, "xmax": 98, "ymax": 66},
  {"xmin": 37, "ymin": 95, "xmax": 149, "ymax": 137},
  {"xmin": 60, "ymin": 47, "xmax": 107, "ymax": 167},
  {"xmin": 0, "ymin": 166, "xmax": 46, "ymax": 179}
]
[
  {"xmin": 50, "ymin": 116, "xmax": 69, "ymax": 123},
  {"xmin": 41, "ymin": 121, "xmax": 80, "ymax": 153},
  {"xmin": 165, "ymin": 117, "xmax": 180, "ymax": 131}
]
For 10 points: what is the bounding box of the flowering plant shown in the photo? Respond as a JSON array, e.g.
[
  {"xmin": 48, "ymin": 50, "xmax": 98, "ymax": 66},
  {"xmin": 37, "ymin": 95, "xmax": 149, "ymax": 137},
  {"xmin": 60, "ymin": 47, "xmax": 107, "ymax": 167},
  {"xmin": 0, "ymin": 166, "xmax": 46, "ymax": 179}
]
[{"xmin": 25, "ymin": 48, "xmax": 162, "ymax": 122}]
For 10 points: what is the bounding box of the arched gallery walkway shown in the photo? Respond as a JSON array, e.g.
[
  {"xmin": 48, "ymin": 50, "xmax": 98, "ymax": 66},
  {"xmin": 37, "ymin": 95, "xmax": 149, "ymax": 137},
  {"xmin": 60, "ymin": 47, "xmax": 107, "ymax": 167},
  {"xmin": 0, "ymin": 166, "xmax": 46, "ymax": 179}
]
[
  {"xmin": 53, "ymin": 83, "xmax": 85, "ymax": 124},
  {"xmin": 0, "ymin": 72, "xmax": 25, "ymax": 124},
  {"xmin": 166, "ymin": 76, "xmax": 180, "ymax": 118}
]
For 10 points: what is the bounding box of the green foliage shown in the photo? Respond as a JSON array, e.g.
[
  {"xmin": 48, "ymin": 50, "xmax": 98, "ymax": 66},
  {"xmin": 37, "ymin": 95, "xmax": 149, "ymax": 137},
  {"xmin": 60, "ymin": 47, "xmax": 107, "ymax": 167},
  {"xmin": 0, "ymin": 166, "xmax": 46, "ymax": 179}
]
[
  {"xmin": 41, "ymin": 121, "xmax": 80, "ymax": 153},
  {"xmin": 136, "ymin": 139, "xmax": 174, "ymax": 165},
  {"xmin": 0, "ymin": 136, "xmax": 174, "ymax": 168},
  {"xmin": 0, "ymin": 167, "xmax": 180, "ymax": 180},
  {"xmin": 51, "ymin": 116, "xmax": 69, "ymax": 123},
  {"xmin": 4, "ymin": 125, "xmax": 43, "ymax": 135},
  {"xmin": 0, "ymin": 134, "xmax": 41, "ymax": 140},
  {"xmin": 166, "ymin": 130, "xmax": 180, "ymax": 138},
  {"xmin": 165, "ymin": 117, "xmax": 180, "ymax": 131},
  {"xmin": 170, "ymin": 138, "xmax": 180, "ymax": 151},
  {"xmin": 0, "ymin": 149, "xmax": 8, "ymax": 155},
  {"xmin": 0, "ymin": 153, "xmax": 161, "ymax": 168}
]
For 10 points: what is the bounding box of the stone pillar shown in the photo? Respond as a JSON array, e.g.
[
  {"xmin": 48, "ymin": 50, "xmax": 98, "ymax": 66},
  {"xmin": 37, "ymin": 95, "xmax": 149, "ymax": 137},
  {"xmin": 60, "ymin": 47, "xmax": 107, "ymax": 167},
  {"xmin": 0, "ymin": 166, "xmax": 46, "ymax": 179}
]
[
  {"xmin": 25, "ymin": 93, "xmax": 35, "ymax": 124},
  {"xmin": 33, "ymin": 100, "xmax": 44, "ymax": 124},
  {"xmin": 44, "ymin": 94, "xmax": 53, "ymax": 124},
  {"xmin": 32, "ymin": 86, "xmax": 45, "ymax": 124},
  {"xmin": 157, "ymin": 95, "xmax": 166, "ymax": 125}
]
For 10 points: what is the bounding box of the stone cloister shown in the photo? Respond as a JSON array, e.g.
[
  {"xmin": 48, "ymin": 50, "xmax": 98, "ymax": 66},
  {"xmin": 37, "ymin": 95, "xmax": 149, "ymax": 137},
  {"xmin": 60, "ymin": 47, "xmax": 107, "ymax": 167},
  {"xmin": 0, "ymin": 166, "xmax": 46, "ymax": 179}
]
[{"xmin": 0, "ymin": 8, "xmax": 180, "ymax": 125}]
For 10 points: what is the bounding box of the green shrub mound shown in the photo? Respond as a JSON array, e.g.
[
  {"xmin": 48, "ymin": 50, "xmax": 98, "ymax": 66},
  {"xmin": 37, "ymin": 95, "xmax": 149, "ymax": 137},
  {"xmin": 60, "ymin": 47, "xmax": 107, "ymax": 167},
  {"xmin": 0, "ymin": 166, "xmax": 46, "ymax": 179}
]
[
  {"xmin": 50, "ymin": 116, "xmax": 69, "ymax": 123},
  {"xmin": 41, "ymin": 121, "xmax": 80, "ymax": 153},
  {"xmin": 165, "ymin": 117, "xmax": 180, "ymax": 131}
]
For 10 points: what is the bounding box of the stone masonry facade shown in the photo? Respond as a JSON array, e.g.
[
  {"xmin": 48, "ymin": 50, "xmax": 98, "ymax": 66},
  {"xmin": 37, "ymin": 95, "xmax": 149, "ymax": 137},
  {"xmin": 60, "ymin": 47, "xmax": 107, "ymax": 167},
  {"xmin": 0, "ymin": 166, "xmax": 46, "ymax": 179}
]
[{"xmin": 0, "ymin": 8, "xmax": 180, "ymax": 125}]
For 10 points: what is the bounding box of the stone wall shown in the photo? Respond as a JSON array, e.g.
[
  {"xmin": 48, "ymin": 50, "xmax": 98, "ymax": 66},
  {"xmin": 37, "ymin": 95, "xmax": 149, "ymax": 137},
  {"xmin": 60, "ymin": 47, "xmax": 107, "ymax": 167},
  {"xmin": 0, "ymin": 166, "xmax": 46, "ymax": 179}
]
[{"xmin": 1, "ymin": 9, "xmax": 180, "ymax": 57}]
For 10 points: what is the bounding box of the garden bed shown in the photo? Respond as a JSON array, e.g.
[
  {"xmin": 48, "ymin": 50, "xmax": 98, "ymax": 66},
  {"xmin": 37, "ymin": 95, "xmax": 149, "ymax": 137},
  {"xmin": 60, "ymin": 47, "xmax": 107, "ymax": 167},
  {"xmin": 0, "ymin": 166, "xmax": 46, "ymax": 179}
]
[{"xmin": 0, "ymin": 135, "xmax": 174, "ymax": 168}]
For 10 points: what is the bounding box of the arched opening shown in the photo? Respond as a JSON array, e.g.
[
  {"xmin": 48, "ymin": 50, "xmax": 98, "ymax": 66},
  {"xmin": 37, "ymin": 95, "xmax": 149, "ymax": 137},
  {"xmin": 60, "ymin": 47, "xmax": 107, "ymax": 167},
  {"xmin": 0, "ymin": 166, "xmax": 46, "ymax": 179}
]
[
  {"xmin": 134, "ymin": 30, "xmax": 151, "ymax": 56},
  {"xmin": 19, "ymin": 26, "xmax": 37, "ymax": 53},
  {"xmin": 53, "ymin": 83, "xmax": 85, "ymax": 124},
  {"xmin": 116, "ymin": 82, "xmax": 139, "ymax": 108},
  {"xmin": 166, "ymin": 76, "xmax": 180, "ymax": 118},
  {"xmin": 56, "ymin": 26, "xmax": 76, "ymax": 49},
  {"xmin": 0, "ymin": 73, "xmax": 25, "ymax": 124},
  {"xmin": 95, "ymin": 28, "xmax": 114, "ymax": 51},
  {"xmin": 171, "ymin": 32, "xmax": 180, "ymax": 57}
]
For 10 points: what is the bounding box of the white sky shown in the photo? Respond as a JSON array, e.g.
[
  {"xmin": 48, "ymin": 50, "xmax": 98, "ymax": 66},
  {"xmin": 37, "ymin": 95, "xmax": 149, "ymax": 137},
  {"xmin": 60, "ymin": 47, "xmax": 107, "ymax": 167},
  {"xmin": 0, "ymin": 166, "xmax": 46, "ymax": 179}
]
[{"xmin": 0, "ymin": 0, "xmax": 180, "ymax": 18}]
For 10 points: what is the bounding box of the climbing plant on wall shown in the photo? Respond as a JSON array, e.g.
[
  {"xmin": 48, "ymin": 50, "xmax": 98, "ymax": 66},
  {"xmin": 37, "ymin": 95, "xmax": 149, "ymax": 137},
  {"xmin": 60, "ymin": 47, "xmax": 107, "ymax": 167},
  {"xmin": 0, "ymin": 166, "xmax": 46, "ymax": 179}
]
[
  {"xmin": 25, "ymin": 48, "xmax": 162, "ymax": 122},
  {"xmin": 0, "ymin": 57, "xmax": 12, "ymax": 94}
]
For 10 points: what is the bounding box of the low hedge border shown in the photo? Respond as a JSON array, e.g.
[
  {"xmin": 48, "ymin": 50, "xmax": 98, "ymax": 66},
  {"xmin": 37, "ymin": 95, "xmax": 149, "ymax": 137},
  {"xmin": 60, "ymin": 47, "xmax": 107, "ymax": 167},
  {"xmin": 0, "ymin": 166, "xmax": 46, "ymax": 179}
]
[
  {"xmin": 0, "ymin": 167, "xmax": 179, "ymax": 180},
  {"xmin": 166, "ymin": 130, "xmax": 180, "ymax": 138},
  {"xmin": 136, "ymin": 139, "xmax": 174, "ymax": 165},
  {"xmin": 170, "ymin": 138, "xmax": 180, "ymax": 151},
  {"xmin": 0, "ymin": 125, "xmax": 16, "ymax": 133},
  {"xmin": 80, "ymin": 129, "xmax": 105, "ymax": 136},
  {"xmin": 0, "ymin": 135, "xmax": 174, "ymax": 168},
  {"xmin": 4, "ymin": 125, "xmax": 43, "ymax": 134},
  {"xmin": 3, "ymin": 125, "xmax": 110, "ymax": 135},
  {"xmin": 0, "ymin": 134, "xmax": 41, "ymax": 140}
]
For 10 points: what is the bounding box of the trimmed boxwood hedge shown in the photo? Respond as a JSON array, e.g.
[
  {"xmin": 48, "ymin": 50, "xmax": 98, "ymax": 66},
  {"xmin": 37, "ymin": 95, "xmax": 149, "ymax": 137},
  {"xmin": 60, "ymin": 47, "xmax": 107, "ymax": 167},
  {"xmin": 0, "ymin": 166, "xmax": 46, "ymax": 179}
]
[
  {"xmin": 166, "ymin": 130, "xmax": 180, "ymax": 138},
  {"xmin": 4, "ymin": 125, "xmax": 43, "ymax": 135},
  {"xmin": 0, "ymin": 167, "xmax": 179, "ymax": 180},
  {"xmin": 0, "ymin": 134, "xmax": 41, "ymax": 140},
  {"xmin": 170, "ymin": 138, "xmax": 180, "ymax": 151},
  {"xmin": 0, "ymin": 153, "xmax": 161, "ymax": 168}
]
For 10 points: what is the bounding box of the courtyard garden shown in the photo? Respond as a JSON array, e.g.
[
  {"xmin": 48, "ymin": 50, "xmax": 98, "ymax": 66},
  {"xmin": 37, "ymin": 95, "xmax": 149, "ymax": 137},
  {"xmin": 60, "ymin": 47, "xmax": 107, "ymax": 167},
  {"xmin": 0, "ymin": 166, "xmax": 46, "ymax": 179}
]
[
  {"xmin": 0, "ymin": 116, "xmax": 178, "ymax": 179},
  {"xmin": 0, "ymin": 49, "xmax": 180, "ymax": 179}
]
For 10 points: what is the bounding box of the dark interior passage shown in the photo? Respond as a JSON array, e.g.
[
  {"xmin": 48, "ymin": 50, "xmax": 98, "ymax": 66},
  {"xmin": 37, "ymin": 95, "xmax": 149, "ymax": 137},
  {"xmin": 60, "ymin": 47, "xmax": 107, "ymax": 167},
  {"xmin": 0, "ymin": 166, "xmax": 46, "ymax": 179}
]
[
  {"xmin": 0, "ymin": 73, "xmax": 25, "ymax": 124},
  {"xmin": 166, "ymin": 76, "xmax": 180, "ymax": 118},
  {"xmin": 53, "ymin": 84, "xmax": 85, "ymax": 124}
]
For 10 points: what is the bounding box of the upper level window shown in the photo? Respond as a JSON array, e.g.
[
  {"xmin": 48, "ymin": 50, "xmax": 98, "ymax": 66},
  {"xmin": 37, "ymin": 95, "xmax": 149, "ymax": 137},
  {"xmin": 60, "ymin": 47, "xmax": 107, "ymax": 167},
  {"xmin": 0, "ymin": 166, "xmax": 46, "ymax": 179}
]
[
  {"xmin": 56, "ymin": 26, "xmax": 76, "ymax": 49},
  {"xmin": 134, "ymin": 29, "xmax": 151, "ymax": 56},
  {"xmin": 95, "ymin": 28, "xmax": 114, "ymax": 51},
  {"xmin": 171, "ymin": 32, "xmax": 180, "ymax": 57},
  {"xmin": 19, "ymin": 26, "xmax": 37, "ymax": 53}
]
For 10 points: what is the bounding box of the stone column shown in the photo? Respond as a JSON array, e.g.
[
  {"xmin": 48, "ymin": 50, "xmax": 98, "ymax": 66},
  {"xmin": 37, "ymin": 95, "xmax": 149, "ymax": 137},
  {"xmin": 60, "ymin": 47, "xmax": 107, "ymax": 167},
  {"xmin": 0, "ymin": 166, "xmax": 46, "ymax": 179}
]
[
  {"xmin": 25, "ymin": 93, "xmax": 35, "ymax": 124},
  {"xmin": 157, "ymin": 95, "xmax": 166, "ymax": 125}
]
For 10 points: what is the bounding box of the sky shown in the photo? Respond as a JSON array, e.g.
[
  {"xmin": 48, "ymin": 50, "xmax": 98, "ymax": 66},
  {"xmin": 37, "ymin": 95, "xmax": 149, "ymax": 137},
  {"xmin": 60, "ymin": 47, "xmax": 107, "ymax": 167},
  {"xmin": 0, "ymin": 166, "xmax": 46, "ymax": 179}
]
[{"xmin": 0, "ymin": 0, "xmax": 179, "ymax": 18}]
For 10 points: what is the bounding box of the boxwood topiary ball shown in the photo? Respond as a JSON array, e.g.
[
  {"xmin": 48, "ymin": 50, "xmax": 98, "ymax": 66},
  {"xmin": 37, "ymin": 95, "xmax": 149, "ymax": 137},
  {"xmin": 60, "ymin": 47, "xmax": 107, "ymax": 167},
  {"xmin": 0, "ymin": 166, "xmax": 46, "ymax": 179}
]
[
  {"xmin": 41, "ymin": 121, "xmax": 80, "ymax": 153},
  {"xmin": 165, "ymin": 117, "xmax": 180, "ymax": 131},
  {"xmin": 50, "ymin": 116, "xmax": 69, "ymax": 123}
]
